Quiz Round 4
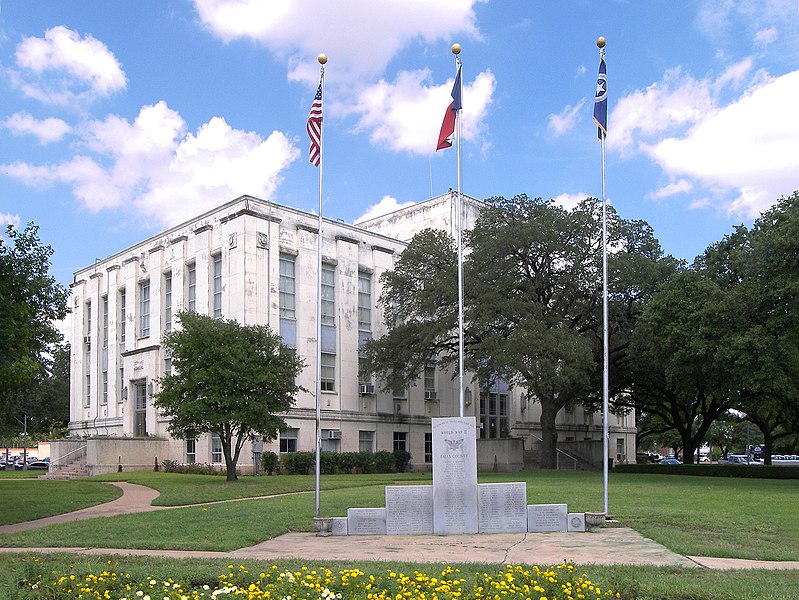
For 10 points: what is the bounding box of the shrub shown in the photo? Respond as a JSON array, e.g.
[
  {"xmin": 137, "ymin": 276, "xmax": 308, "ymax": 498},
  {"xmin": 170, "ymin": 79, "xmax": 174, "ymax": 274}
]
[
  {"xmin": 162, "ymin": 460, "xmax": 224, "ymax": 475},
  {"xmin": 281, "ymin": 451, "xmax": 315, "ymax": 475},
  {"xmin": 319, "ymin": 451, "xmax": 339, "ymax": 474},
  {"xmin": 393, "ymin": 449, "xmax": 412, "ymax": 472},
  {"xmin": 615, "ymin": 463, "xmax": 799, "ymax": 479},
  {"xmin": 373, "ymin": 450, "xmax": 394, "ymax": 473},
  {"xmin": 260, "ymin": 451, "xmax": 280, "ymax": 475}
]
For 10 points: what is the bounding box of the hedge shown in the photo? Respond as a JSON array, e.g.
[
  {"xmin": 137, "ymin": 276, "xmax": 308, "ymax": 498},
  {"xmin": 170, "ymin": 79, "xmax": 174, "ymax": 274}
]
[
  {"xmin": 615, "ymin": 463, "xmax": 799, "ymax": 479},
  {"xmin": 279, "ymin": 450, "xmax": 412, "ymax": 475}
]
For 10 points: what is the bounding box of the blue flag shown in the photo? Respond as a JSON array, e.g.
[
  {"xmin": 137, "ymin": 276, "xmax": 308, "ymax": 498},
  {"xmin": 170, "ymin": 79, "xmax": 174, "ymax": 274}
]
[{"xmin": 593, "ymin": 56, "xmax": 607, "ymax": 140}]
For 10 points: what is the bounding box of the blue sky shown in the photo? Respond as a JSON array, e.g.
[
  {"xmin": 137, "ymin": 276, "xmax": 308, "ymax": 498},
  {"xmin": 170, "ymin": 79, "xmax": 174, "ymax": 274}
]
[{"xmin": 1, "ymin": 1, "xmax": 798, "ymax": 292}]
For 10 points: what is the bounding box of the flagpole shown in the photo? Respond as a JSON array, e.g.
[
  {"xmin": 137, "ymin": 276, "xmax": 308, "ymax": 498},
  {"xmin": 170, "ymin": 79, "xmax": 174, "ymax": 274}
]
[
  {"xmin": 452, "ymin": 43, "xmax": 465, "ymax": 419},
  {"xmin": 314, "ymin": 53, "xmax": 327, "ymax": 520},
  {"xmin": 596, "ymin": 36, "xmax": 610, "ymax": 517}
]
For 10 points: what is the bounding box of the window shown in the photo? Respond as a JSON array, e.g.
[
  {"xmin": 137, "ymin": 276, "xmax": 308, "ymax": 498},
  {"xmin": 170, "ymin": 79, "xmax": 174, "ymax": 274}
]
[
  {"xmin": 359, "ymin": 430, "xmax": 375, "ymax": 453},
  {"xmin": 358, "ymin": 272, "xmax": 371, "ymax": 331},
  {"xmin": 84, "ymin": 367, "xmax": 91, "ymax": 407},
  {"xmin": 279, "ymin": 254, "xmax": 296, "ymax": 318},
  {"xmin": 211, "ymin": 435, "xmax": 222, "ymax": 463},
  {"xmin": 321, "ymin": 264, "xmax": 335, "ymax": 325},
  {"xmin": 139, "ymin": 279, "xmax": 150, "ymax": 337},
  {"xmin": 163, "ymin": 272, "xmax": 172, "ymax": 334},
  {"xmin": 134, "ymin": 381, "xmax": 147, "ymax": 436},
  {"xmin": 321, "ymin": 429, "xmax": 340, "ymax": 452},
  {"xmin": 321, "ymin": 352, "xmax": 336, "ymax": 392},
  {"xmin": 101, "ymin": 296, "xmax": 108, "ymax": 348},
  {"xmin": 393, "ymin": 431, "xmax": 407, "ymax": 453},
  {"xmin": 163, "ymin": 356, "xmax": 172, "ymax": 376},
  {"xmin": 212, "ymin": 254, "xmax": 222, "ymax": 319},
  {"xmin": 186, "ymin": 262, "xmax": 196, "ymax": 312},
  {"xmin": 280, "ymin": 428, "xmax": 298, "ymax": 453},
  {"xmin": 101, "ymin": 371, "xmax": 108, "ymax": 406},
  {"xmin": 424, "ymin": 365, "xmax": 435, "ymax": 391},
  {"xmin": 119, "ymin": 289, "xmax": 126, "ymax": 350},
  {"xmin": 358, "ymin": 356, "xmax": 371, "ymax": 387},
  {"xmin": 85, "ymin": 301, "xmax": 92, "ymax": 345},
  {"xmin": 424, "ymin": 433, "xmax": 433, "ymax": 463},
  {"xmin": 119, "ymin": 367, "xmax": 125, "ymax": 403},
  {"xmin": 616, "ymin": 438, "xmax": 626, "ymax": 462},
  {"xmin": 186, "ymin": 438, "xmax": 196, "ymax": 463},
  {"xmin": 480, "ymin": 392, "xmax": 510, "ymax": 439}
]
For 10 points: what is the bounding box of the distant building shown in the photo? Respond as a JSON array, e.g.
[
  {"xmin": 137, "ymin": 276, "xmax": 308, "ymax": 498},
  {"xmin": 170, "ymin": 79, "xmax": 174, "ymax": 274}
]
[{"xmin": 64, "ymin": 193, "xmax": 635, "ymax": 475}]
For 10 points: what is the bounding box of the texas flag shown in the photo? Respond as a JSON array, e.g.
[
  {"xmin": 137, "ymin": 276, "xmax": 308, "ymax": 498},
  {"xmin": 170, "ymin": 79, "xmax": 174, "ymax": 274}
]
[{"xmin": 436, "ymin": 65, "xmax": 462, "ymax": 151}]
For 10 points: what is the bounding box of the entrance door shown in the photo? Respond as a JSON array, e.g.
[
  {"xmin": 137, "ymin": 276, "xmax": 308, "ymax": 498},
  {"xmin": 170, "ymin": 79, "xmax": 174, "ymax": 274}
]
[{"xmin": 134, "ymin": 381, "xmax": 147, "ymax": 436}]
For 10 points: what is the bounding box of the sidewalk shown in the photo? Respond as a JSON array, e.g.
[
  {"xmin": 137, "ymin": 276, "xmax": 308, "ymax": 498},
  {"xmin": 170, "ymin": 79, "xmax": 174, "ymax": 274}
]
[{"xmin": 1, "ymin": 482, "xmax": 798, "ymax": 570}]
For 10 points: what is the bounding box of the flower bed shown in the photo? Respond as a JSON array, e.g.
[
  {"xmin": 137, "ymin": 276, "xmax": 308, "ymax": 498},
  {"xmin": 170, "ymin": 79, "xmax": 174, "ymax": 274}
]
[{"xmin": 18, "ymin": 561, "xmax": 619, "ymax": 599}]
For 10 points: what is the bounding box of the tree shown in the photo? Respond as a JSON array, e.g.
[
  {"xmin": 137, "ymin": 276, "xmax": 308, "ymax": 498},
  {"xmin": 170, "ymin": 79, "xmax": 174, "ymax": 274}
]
[
  {"xmin": 155, "ymin": 312, "xmax": 304, "ymax": 481},
  {"xmin": 364, "ymin": 195, "xmax": 671, "ymax": 468},
  {"xmin": 0, "ymin": 223, "xmax": 69, "ymax": 394},
  {"xmin": 0, "ymin": 342, "xmax": 70, "ymax": 441}
]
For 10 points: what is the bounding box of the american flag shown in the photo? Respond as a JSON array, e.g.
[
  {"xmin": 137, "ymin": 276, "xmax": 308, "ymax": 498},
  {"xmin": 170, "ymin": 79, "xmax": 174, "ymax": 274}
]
[{"xmin": 307, "ymin": 80, "xmax": 323, "ymax": 167}]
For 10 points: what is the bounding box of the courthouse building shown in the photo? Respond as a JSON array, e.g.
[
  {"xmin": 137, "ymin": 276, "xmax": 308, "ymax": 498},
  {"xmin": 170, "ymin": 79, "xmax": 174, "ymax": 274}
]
[{"xmin": 63, "ymin": 192, "xmax": 635, "ymax": 475}]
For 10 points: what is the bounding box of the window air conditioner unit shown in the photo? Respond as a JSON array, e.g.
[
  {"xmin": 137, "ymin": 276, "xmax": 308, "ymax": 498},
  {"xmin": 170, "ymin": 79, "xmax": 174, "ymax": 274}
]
[
  {"xmin": 327, "ymin": 430, "xmax": 342, "ymax": 440},
  {"xmin": 424, "ymin": 390, "xmax": 437, "ymax": 401},
  {"xmin": 83, "ymin": 335, "xmax": 91, "ymax": 346},
  {"xmin": 359, "ymin": 383, "xmax": 375, "ymax": 395}
]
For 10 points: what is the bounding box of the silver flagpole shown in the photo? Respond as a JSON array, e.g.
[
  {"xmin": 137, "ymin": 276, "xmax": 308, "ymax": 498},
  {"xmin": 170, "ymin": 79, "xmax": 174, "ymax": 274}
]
[
  {"xmin": 597, "ymin": 38, "xmax": 610, "ymax": 517},
  {"xmin": 314, "ymin": 53, "xmax": 326, "ymax": 520},
  {"xmin": 452, "ymin": 43, "xmax": 465, "ymax": 418}
]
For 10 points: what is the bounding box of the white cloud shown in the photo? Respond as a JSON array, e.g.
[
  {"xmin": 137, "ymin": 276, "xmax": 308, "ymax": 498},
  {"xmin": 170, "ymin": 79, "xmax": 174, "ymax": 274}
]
[
  {"xmin": 2, "ymin": 101, "xmax": 300, "ymax": 227},
  {"xmin": 646, "ymin": 179, "xmax": 694, "ymax": 200},
  {"xmin": 355, "ymin": 195, "xmax": 417, "ymax": 223},
  {"xmin": 551, "ymin": 192, "xmax": 589, "ymax": 212},
  {"xmin": 194, "ymin": 0, "xmax": 481, "ymax": 85},
  {"xmin": 2, "ymin": 112, "xmax": 71, "ymax": 144},
  {"xmin": 12, "ymin": 26, "xmax": 126, "ymax": 106},
  {"xmin": 644, "ymin": 70, "xmax": 799, "ymax": 218},
  {"xmin": 754, "ymin": 27, "xmax": 778, "ymax": 45},
  {"xmin": 348, "ymin": 69, "xmax": 495, "ymax": 156},
  {"xmin": 0, "ymin": 213, "xmax": 22, "ymax": 229},
  {"xmin": 548, "ymin": 99, "xmax": 585, "ymax": 136}
]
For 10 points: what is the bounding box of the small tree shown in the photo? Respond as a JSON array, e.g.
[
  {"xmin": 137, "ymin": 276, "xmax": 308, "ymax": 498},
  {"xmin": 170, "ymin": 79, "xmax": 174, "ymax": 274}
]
[{"xmin": 156, "ymin": 312, "xmax": 304, "ymax": 481}]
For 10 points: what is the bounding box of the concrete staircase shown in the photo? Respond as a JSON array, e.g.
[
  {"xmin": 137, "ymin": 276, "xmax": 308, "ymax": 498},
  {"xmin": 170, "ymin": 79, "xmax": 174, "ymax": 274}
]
[{"xmin": 40, "ymin": 455, "xmax": 89, "ymax": 480}]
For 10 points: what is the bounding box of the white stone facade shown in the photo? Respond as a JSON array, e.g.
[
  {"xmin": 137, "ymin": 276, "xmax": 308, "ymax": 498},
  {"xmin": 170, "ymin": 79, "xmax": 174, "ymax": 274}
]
[{"xmin": 68, "ymin": 192, "xmax": 635, "ymax": 473}]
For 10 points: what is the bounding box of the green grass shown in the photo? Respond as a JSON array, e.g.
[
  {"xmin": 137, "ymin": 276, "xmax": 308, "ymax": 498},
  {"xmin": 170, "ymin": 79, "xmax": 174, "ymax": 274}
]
[
  {"xmin": 0, "ymin": 469, "xmax": 43, "ymax": 479},
  {"xmin": 1, "ymin": 470, "xmax": 798, "ymax": 563},
  {"xmin": 93, "ymin": 470, "xmax": 431, "ymax": 505},
  {"xmin": 0, "ymin": 480, "xmax": 122, "ymax": 525},
  {"xmin": 4, "ymin": 553, "xmax": 799, "ymax": 600}
]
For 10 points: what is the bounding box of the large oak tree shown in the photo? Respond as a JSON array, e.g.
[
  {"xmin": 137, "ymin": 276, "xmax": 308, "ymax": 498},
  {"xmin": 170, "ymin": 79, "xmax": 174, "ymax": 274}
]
[{"xmin": 156, "ymin": 312, "xmax": 304, "ymax": 481}]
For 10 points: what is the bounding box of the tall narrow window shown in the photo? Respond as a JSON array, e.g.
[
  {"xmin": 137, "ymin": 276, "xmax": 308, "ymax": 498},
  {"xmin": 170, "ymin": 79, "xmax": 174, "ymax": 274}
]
[
  {"xmin": 101, "ymin": 371, "xmax": 108, "ymax": 406},
  {"xmin": 84, "ymin": 301, "xmax": 91, "ymax": 407},
  {"xmin": 163, "ymin": 272, "xmax": 172, "ymax": 334},
  {"xmin": 321, "ymin": 264, "xmax": 335, "ymax": 325},
  {"xmin": 424, "ymin": 433, "xmax": 433, "ymax": 463},
  {"xmin": 279, "ymin": 254, "xmax": 296, "ymax": 318},
  {"xmin": 139, "ymin": 280, "xmax": 150, "ymax": 337},
  {"xmin": 186, "ymin": 262, "xmax": 196, "ymax": 312},
  {"xmin": 212, "ymin": 254, "xmax": 222, "ymax": 319},
  {"xmin": 358, "ymin": 272, "xmax": 371, "ymax": 332},
  {"xmin": 480, "ymin": 392, "xmax": 509, "ymax": 439},
  {"xmin": 119, "ymin": 367, "xmax": 125, "ymax": 403},
  {"xmin": 85, "ymin": 301, "xmax": 92, "ymax": 346},
  {"xmin": 85, "ymin": 368, "xmax": 91, "ymax": 407},
  {"xmin": 101, "ymin": 296, "xmax": 108, "ymax": 348},
  {"xmin": 424, "ymin": 365, "xmax": 435, "ymax": 391},
  {"xmin": 321, "ymin": 352, "xmax": 336, "ymax": 392},
  {"xmin": 186, "ymin": 438, "xmax": 196, "ymax": 463},
  {"xmin": 211, "ymin": 435, "xmax": 222, "ymax": 463},
  {"xmin": 119, "ymin": 289, "xmax": 126, "ymax": 351}
]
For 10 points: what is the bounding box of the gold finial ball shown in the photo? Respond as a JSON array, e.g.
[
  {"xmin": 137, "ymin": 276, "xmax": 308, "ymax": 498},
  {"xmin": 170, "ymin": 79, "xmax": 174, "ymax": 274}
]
[
  {"xmin": 596, "ymin": 36, "xmax": 606, "ymax": 49},
  {"xmin": 317, "ymin": 53, "xmax": 328, "ymax": 65},
  {"xmin": 451, "ymin": 43, "xmax": 461, "ymax": 55}
]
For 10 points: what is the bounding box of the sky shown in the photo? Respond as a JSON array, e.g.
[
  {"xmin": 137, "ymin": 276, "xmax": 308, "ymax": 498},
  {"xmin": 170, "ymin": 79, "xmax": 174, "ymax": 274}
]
[{"xmin": 1, "ymin": 0, "xmax": 798, "ymax": 293}]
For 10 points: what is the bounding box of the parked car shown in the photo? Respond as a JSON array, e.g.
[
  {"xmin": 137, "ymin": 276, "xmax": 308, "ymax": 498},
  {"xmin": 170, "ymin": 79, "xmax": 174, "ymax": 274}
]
[
  {"xmin": 660, "ymin": 458, "xmax": 682, "ymax": 465},
  {"xmin": 719, "ymin": 454, "xmax": 760, "ymax": 465},
  {"xmin": 14, "ymin": 460, "xmax": 49, "ymax": 470}
]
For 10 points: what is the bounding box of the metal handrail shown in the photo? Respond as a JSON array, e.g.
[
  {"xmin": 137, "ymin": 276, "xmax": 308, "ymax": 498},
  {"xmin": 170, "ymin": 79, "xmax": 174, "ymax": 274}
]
[
  {"xmin": 529, "ymin": 434, "xmax": 579, "ymax": 470},
  {"xmin": 50, "ymin": 443, "xmax": 87, "ymax": 467}
]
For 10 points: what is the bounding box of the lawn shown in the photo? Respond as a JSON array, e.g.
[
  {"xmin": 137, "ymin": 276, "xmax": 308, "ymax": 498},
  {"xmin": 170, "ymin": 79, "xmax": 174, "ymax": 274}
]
[{"xmin": 0, "ymin": 480, "xmax": 122, "ymax": 525}]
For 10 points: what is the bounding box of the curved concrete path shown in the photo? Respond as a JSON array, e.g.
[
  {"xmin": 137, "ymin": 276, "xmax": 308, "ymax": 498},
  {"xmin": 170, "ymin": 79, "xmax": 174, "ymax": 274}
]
[{"xmin": 1, "ymin": 482, "xmax": 799, "ymax": 570}]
